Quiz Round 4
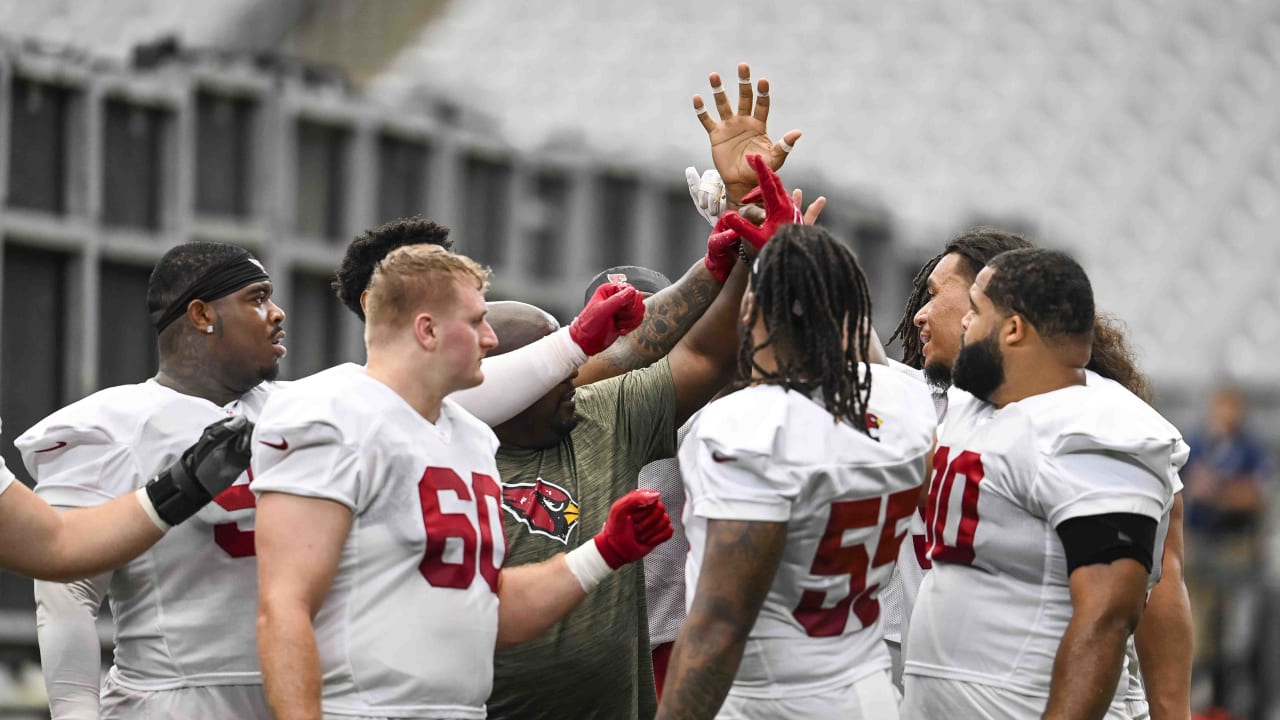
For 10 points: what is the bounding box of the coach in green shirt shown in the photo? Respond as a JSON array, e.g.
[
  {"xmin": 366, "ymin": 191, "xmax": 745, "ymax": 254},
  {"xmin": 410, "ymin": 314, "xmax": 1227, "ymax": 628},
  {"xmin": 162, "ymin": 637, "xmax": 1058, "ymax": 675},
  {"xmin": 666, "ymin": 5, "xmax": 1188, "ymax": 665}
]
[{"xmin": 486, "ymin": 264, "xmax": 743, "ymax": 720}]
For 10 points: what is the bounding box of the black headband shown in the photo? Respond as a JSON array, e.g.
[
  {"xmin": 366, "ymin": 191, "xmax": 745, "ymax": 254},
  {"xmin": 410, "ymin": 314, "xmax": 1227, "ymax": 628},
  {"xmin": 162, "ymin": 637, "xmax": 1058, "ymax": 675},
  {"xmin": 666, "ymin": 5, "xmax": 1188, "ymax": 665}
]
[{"xmin": 153, "ymin": 255, "xmax": 271, "ymax": 333}]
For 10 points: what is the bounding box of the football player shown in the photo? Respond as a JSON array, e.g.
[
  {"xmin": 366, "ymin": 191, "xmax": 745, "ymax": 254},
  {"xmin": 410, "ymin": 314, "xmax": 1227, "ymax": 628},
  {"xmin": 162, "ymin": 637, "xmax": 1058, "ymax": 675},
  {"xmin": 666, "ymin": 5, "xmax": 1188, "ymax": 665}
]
[
  {"xmin": 252, "ymin": 244, "xmax": 672, "ymax": 719},
  {"xmin": 901, "ymin": 249, "xmax": 1185, "ymax": 719},
  {"xmin": 23, "ymin": 242, "xmax": 286, "ymax": 719},
  {"xmin": 656, "ymin": 219, "xmax": 936, "ymax": 717},
  {"xmin": 888, "ymin": 230, "xmax": 1191, "ymax": 719}
]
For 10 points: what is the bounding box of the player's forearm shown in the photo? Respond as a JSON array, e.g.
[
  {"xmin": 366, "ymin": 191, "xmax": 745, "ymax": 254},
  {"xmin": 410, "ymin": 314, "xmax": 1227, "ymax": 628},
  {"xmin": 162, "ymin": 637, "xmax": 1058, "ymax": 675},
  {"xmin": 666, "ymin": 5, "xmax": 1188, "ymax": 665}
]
[
  {"xmin": 43, "ymin": 495, "xmax": 165, "ymax": 582},
  {"xmin": 453, "ymin": 327, "xmax": 586, "ymax": 426},
  {"xmin": 0, "ymin": 483, "xmax": 163, "ymax": 582},
  {"xmin": 576, "ymin": 261, "xmax": 721, "ymax": 387},
  {"xmin": 1135, "ymin": 560, "xmax": 1192, "ymax": 718},
  {"xmin": 658, "ymin": 519, "xmax": 784, "ymax": 720},
  {"xmin": 258, "ymin": 603, "xmax": 324, "ymax": 720},
  {"xmin": 656, "ymin": 610, "xmax": 750, "ymax": 720},
  {"xmin": 1044, "ymin": 614, "xmax": 1135, "ymax": 720},
  {"xmin": 495, "ymin": 555, "xmax": 586, "ymax": 648}
]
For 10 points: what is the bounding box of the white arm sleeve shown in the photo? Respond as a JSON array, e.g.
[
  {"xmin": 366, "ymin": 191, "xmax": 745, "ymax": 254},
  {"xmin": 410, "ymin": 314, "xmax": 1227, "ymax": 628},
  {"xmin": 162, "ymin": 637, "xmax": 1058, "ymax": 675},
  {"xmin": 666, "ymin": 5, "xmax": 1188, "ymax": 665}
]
[
  {"xmin": 451, "ymin": 326, "xmax": 588, "ymax": 426},
  {"xmin": 35, "ymin": 571, "xmax": 110, "ymax": 720}
]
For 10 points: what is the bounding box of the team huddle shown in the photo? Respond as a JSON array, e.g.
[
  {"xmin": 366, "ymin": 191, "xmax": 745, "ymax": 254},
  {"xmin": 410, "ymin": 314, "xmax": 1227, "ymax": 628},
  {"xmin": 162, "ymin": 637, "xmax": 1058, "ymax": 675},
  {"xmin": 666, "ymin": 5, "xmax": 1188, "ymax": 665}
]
[{"xmin": 0, "ymin": 64, "xmax": 1191, "ymax": 720}]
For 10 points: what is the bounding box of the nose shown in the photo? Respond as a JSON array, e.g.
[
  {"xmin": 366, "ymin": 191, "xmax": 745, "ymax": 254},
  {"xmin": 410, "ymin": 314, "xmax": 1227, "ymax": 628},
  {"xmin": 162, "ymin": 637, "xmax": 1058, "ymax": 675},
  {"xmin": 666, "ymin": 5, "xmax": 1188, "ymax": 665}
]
[
  {"xmin": 913, "ymin": 302, "xmax": 928, "ymax": 327},
  {"xmin": 480, "ymin": 321, "xmax": 498, "ymax": 350},
  {"xmin": 269, "ymin": 300, "xmax": 286, "ymax": 325},
  {"xmin": 960, "ymin": 310, "xmax": 973, "ymax": 332}
]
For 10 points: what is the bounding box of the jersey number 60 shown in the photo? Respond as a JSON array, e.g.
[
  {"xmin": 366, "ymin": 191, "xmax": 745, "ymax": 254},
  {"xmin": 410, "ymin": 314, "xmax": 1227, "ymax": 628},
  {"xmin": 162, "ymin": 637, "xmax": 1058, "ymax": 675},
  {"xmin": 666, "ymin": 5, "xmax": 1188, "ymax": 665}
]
[{"xmin": 417, "ymin": 467, "xmax": 504, "ymax": 594}]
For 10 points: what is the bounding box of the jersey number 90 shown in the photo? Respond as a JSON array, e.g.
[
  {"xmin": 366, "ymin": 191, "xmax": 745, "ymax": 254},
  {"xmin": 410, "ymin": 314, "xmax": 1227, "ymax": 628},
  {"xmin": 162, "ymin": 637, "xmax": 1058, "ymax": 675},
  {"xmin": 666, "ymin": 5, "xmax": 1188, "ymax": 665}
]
[{"xmin": 922, "ymin": 447, "xmax": 985, "ymax": 565}]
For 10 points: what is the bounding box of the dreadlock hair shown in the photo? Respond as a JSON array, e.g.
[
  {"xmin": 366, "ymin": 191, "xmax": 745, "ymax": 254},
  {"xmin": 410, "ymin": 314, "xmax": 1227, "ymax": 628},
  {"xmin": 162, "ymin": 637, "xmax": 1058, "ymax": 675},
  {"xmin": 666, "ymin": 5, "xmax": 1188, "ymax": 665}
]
[
  {"xmin": 147, "ymin": 241, "xmax": 257, "ymax": 329},
  {"xmin": 333, "ymin": 216, "xmax": 454, "ymax": 321},
  {"xmin": 1087, "ymin": 313, "xmax": 1153, "ymax": 403},
  {"xmin": 984, "ymin": 249, "xmax": 1095, "ymax": 340},
  {"xmin": 888, "ymin": 226, "xmax": 1034, "ymax": 368},
  {"xmin": 739, "ymin": 224, "xmax": 875, "ymax": 433}
]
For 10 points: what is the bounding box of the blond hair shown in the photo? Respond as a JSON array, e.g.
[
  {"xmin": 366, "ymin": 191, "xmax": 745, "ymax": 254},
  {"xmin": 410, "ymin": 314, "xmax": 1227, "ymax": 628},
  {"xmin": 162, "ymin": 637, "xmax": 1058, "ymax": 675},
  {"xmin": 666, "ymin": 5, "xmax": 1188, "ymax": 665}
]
[{"xmin": 364, "ymin": 245, "xmax": 490, "ymax": 334}]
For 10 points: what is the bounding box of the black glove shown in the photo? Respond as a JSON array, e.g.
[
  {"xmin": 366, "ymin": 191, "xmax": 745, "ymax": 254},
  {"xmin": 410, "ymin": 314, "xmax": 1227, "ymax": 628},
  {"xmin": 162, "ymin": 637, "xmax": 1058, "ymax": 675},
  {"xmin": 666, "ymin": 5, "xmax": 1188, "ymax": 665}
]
[{"xmin": 144, "ymin": 415, "xmax": 254, "ymax": 527}]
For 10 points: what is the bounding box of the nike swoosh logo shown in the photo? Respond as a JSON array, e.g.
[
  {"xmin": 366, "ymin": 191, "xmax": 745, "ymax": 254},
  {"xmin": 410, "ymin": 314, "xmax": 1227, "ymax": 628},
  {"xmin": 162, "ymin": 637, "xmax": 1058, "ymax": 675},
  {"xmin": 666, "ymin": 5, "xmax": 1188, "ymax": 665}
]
[
  {"xmin": 35, "ymin": 441, "xmax": 68, "ymax": 453},
  {"xmin": 259, "ymin": 438, "xmax": 289, "ymax": 450},
  {"xmin": 711, "ymin": 451, "xmax": 736, "ymax": 464}
]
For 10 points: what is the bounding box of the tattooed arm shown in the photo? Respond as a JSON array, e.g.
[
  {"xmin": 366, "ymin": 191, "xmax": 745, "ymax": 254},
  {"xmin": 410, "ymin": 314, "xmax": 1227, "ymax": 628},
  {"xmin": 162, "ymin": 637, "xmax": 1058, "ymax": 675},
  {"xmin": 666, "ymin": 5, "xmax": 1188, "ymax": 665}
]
[
  {"xmin": 574, "ymin": 259, "xmax": 723, "ymax": 388},
  {"xmin": 657, "ymin": 519, "xmax": 787, "ymax": 720}
]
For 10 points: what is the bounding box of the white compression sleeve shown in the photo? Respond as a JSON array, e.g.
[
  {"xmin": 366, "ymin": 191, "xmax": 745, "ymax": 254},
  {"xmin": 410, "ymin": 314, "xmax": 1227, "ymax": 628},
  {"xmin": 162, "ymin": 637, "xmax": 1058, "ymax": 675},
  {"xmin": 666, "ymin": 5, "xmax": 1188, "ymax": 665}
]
[
  {"xmin": 451, "ymin": 326, "xmax": 588, "ymax": 426},
  {"xmin": 35, "ymin": 570, "xmax": 110, "ymax": 720}
]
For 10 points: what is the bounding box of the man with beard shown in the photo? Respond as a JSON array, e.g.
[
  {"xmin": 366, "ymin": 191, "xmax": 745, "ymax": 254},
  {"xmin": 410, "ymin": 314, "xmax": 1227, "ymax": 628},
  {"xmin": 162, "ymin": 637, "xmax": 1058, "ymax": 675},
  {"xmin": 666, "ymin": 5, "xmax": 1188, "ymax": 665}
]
[
  {"xmin": 884, "ymin": 229, "xmax": 1192, "ymax": 719},
  {"xmin": 23, "ymin": 241, "xmax": 287, "ymax": 719},
  {"xmin": 877, "ymin": 229, "xmax": 1033, "ymax": 689},
  {"xmin": 900, "ymin": 249, "xmax": 1185, "ymax": 719}
]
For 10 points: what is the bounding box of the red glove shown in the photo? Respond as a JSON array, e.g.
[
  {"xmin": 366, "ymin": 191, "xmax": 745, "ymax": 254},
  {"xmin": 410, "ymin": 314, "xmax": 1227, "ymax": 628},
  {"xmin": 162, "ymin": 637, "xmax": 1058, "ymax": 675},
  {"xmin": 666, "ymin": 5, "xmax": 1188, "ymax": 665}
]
[
  {"xmin": 703, "ymin": 214, "xmax": 740, "ymax": 283},
  {"xmin": 720, "ymin": 154, "xmax": 800, "ymax": 250},
  {"xmin": 593, "ymin": 489, "xmax": 674, "ymax": 569},
  {"xmin": 569, "ymin": 282, "xmax": 646, "ymax": 356}
]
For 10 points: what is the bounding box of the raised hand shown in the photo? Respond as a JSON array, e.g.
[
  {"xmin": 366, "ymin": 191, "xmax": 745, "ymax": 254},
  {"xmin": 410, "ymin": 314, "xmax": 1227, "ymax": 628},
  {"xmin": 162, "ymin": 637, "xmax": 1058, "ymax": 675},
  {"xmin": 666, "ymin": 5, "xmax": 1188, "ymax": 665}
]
[
  {"xmin": 693, "ymin": 62, "xmax": 802, "ymax": 203},
  {"xmin": 718, "ymin": 154, "xmax": 801, "ymax": 251},
  {"xmin": 703, "ymin": 214, "xmax": 740, "ymax": 283},
  {"xmin": 685, "ymin": 166, "xmax": 726, "ymax": 226},
  {"xmin": 592, "ymin": 489, "xmax": 675, "ymax": 569},
  {"xmin": 569, "ymin": 282, "xmax": 646, "ymax": 356}
]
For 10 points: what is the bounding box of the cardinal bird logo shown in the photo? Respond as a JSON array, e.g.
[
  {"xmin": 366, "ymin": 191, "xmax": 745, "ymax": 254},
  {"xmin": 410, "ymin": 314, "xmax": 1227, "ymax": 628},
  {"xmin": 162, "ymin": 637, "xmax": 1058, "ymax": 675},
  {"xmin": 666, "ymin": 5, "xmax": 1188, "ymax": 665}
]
[
  {"xmin": 865, "ymin": 412, "xmax": 883, "ymax": 441},
  {"xmin": 501, "ymin": 478, "xmax": 580, "ymax": 544}
]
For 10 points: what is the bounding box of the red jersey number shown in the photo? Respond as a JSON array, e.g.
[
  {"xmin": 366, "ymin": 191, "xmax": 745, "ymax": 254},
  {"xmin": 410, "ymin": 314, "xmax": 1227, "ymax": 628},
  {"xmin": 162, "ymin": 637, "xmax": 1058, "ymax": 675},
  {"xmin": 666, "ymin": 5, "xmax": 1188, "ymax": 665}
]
[
  {"xmin": 923, "ymin": 447, "xmax": 985, "ymax": 565},
  {"xmin": 792, "ymin": 486, "xmax": 920, "ymax": 637},
  {"xmin": 212, "ymin": 468, "xmax": 256, "ymax": 558},
  {"xmin": 417, "ymin": 467, "xmax": 504, "ymax": 593}
]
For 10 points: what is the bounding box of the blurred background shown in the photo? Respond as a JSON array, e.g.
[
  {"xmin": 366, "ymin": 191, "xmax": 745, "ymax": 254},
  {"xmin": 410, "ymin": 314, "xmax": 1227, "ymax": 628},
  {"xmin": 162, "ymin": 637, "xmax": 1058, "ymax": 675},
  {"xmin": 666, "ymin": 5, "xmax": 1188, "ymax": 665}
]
[{"xmin": 0, "ymin": 0, "xmax": 1274, "ymax": 717}]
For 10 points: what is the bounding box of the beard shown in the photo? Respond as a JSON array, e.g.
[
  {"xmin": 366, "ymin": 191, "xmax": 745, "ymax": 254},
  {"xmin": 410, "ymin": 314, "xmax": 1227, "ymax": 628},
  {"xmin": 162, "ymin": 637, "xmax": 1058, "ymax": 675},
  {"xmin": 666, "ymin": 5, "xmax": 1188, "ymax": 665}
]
[
  {"xmin": 923, "ymin": 361, "xmax": 953, "ymax": 392},
  {"xmin": 952, "ymin": 330, "xmax": 1005, "ymax": 402},
  {"xmin": 548, "ymin": 393, "xmax": 580, "ymax": 440},
  {"xmin": 259, "ymin": 363, "xmax": 281, "ymax": 383}
]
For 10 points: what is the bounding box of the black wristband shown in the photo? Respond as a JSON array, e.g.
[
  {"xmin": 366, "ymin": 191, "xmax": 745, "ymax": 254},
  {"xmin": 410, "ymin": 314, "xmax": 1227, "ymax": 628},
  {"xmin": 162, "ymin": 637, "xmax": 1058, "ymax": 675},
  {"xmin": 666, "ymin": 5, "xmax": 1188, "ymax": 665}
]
[{"xmin": 144, "ymin": 462, "xmax": 213, "ymax": 527}]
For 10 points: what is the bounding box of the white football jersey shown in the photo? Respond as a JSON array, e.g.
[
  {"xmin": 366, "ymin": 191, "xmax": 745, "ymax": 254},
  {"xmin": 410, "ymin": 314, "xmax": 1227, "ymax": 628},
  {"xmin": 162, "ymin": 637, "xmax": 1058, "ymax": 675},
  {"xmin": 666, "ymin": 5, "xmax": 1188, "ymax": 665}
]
[
  {"xmin": 251, "ymin": 365, "xmax": 504, "ymax": 719},
  {"xmin": 17, "ymin": 379, "xmax": 275, "ymax": 691},
  {"xmin": 905, "ymin": 372, "xmax": 1185, "ymax": 705},
  {"xmin": 680, "ymin": 366, "xmax": 936, "ymax": 698},
  {"xmin": 879, "ymin": 360, "xmax": 944, "ymax": 646}
]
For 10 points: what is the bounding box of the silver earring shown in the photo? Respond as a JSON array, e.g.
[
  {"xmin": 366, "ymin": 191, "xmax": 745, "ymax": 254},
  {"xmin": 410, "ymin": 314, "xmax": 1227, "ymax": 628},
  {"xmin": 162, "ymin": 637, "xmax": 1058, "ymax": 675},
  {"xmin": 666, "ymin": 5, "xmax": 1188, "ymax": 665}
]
[{"xmin": 206, "ymin": 326, "xmax": 215, "ymax": 335}]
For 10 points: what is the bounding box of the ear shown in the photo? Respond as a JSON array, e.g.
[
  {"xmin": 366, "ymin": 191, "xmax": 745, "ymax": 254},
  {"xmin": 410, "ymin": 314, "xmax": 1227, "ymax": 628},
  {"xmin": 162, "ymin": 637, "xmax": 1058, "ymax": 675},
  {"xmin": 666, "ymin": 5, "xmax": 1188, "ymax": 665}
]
[
  {"xmin": 359, "ymin": 289, "xmax": 370, "ymax": 314},
  {"xmin": 187, "ymin": 300, "xmax": 215, "ymax": 335},
  {"xmin": 1002, "ymin": 313, "xmax": 1027, "ymax": 346},
  {"xmin": 413, "ymin": 311, "xmax": 437, "ymax": 351}
]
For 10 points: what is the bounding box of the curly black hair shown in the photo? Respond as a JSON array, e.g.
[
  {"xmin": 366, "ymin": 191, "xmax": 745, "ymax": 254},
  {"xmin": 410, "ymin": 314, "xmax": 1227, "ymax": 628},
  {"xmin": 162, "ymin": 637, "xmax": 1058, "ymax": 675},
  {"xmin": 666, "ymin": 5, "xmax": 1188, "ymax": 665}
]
[{"xmin": 332, "ymin": 216, "xmax": 454, "ymax": 321}]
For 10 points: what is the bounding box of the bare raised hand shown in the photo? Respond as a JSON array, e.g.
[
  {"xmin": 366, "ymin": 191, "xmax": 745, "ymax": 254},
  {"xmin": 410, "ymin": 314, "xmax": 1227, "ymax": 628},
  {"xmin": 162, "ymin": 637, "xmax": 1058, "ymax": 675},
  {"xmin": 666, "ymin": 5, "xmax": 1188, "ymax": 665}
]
[{"xmin": 693, "ymin": 62, "xmax": 802, "ymax": 204}]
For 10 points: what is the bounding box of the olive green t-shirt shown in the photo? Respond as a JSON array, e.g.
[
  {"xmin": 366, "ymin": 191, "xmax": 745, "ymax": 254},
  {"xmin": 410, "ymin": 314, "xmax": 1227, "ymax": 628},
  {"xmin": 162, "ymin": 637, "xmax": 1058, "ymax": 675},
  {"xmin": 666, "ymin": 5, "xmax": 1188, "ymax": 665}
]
[{"xmin": 488, "ymin": 358, "xmax": 677, "ymax": 720}]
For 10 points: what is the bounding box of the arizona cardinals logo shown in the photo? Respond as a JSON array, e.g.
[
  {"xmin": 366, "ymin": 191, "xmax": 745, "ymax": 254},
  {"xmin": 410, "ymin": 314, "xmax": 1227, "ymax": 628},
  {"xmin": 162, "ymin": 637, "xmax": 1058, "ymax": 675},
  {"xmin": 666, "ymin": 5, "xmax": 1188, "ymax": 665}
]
[
  {"xmin": 607, "ymin": 273, "xmax": 628, "ymax": 285},
  {"xmin": 501, "ymin": 478, "xmax": 580, "ymax": 544},
  {"xmin": 865, "ymin": 412, "xmax": 883, "ymax": 441}
]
